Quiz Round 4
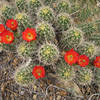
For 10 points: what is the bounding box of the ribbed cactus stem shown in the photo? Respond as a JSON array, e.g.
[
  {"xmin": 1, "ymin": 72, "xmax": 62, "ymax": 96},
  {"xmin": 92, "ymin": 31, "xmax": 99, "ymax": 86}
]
[
  {"xmin": 38, "ymin": 43, "xmax": 59, "ymax": 65},
  {"xmin": 56, "ymin": 59, "xmax": 75, "ymax": 82},
  {"xmin": 38, "ymin": 7, "xmax": 55, "ymax": 23},
  {"xmin": 55, "ymin": 13, "xmax": 72, "ymax": 31},
  {"xmin": 15, "ymin": 13, "xmax": 33, "ymax": 31},
  {"xmin": 15, "ymin": 0, "xmax": 28, "ymax": 12},
  {"xmin": 14, "ymin": 64, "xmax": 35, "ymax": 86},
  {"xmin": 36, "ymin": 22, "xmax": 55, "ymax": 43},
  {"xmin": 60, "ymin": 27, "xmax": 83, "ymax": 50},
  {"xmin": 77, "ymin": 42, "xmax": 96, "ymax": 58},
  {"xmin": 56, "ymin": 0, "xmax": 70, "ymax": 13},
  {"xmin": 17, "ymin": 41, "xmax": 37, "ymax": 57},
  {"xmin": 76, "ymin": 67, "xmax": 93, "ymax": 85}
]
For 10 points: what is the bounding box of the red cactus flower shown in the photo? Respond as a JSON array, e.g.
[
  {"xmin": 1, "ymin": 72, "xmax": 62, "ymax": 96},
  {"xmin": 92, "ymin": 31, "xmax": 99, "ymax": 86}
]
[
  {"xmin": 94, "ymin": 56, "xmax": 100, "ymax": 68},
  {"xmin": 0, "ymin": 34, "xmax": 3, "ymax": 43},
  {"xmin": 77, "ymin": 55, "xmax": 89, "ymax": 67},
  {"xmin": 64, "ymin": 49, "xmax": 79, "ymax": 65},
  {"xmin": 22, "ymin": 28, "xmax": 37, "ymax": 42},
  {"xmin": 32, "ymin": 66, "xmax": 45, "ymax": 79},
  {"xmin": 2, "ymin": 30, "xmax": 14, "ymax": 44},
  {"xmin": 6, "ymin": 19, "xmax": 18, "ymax": 30},
  {"xmin": 0, "ymin": 24, "xmax": 5, "ymax": 34}
]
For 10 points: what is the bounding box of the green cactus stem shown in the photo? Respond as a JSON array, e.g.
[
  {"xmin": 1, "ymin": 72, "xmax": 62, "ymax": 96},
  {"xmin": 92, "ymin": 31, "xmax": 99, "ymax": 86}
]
[
  {"xmin": 38, "ymin": 7, "xmax": 55, "ymax": 23},
  {"xmin": 60, "ymin": 27, "xmax": 83, "ymax": 50},
  {"xmin": 76, "ymin": 67, "xmax": 93, "ymax": 85},
  {"xmin": 55, "ymin": 13, "xmax": 71, "ymax": 31},
  {"xmin": 36, "ymin": 22, "xmax": 55, "ymax": 43},
  {"xmin": 38, "ymin": 43, "xmax": 59, "ymax": 65}
]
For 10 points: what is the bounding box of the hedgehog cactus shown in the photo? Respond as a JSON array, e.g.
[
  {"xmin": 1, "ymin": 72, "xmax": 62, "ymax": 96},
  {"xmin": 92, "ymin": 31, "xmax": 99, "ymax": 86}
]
[
  {"xmin": 14, "ymin": 65, "xmax": 35, "ymax": 86},
  {"xmin": 55, "ymin": 13, "xmax": 71, "ymax": 31},
  {"xmin": 78, "ymin": 23, "xmax": 96, "ymax": 37},
  {"xmin": 88, "ymin": 34, "xmax": 100, "ymax": 46},
  {"xmin": 15, "ymin": 0, "xmax": 28, "ymax": 12},
  {"xmin": 38, "ymin": 7, "xmax": 55, "ymax": 23},
  {"xmin": 0, "ymin": 4, "xmax": 16, "ymax": 21},
  {"xmin": 76, "ymin": 67, "xmax": 93, "ymax": 85},
  {"xmin": 36, "ymin": 22, "xmax": 55, "ymax": 43},
  {"xmin": 56, "ymin": 0, "xmax": 70, "ymax": 13},
  {"xmin": 29, "ymin": 0, "xmax": 42, "ymax": 12},
  {"xmin": 15, "ymin": 13, "xmax": 33, "ymax": 31},
  {"xmin": 94, "ymin": 69, "xmax": 100, "ymax": 86},
  {"xmin": 57, "ymin": 59, "xmax": 75, "ymax": 81},
  {"xmin": 77, "ymin": 42, "xmax": 96, "ymax": 58},
  {"xmin": 78, "ymin": 6, "xmax": 92, "ymax": 22},
  {"xmin": 38, "ymin": 43, "xmax": 59, "ymax": 65},
  {"xmin": 42, "ymin": 0, "xmax": 57, "ymax": 8},
  {"xmin": 17, "ymin": 41, "xmax": 37, "ymax": 57},
  {"xmin": 60, "ymin": 27, "xmax": 83, "ymax": 50}
]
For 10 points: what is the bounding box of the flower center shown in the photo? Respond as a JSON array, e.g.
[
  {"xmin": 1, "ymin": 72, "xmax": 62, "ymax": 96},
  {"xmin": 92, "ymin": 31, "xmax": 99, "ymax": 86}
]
[
  {"xmin": 36, "ymin": 69, "xmax": 42, "ymax": 76},
  {"xmin": 82, "ymin": 59, "xmax": 86, "ymax": 62},
  {"xmin": 68, "ymin": 55, "xmax": 73, "ymax": 61},
  {"xmin": 27, "ymin": 33, "xmax": 34, "ymax": 39},
  {"xmin": 11, "ymin": 22, "xmax": 14, "ymax": 24},
  {"xmin": 6, "ymin": 35, "xmax": 12, "ymax": 41}
]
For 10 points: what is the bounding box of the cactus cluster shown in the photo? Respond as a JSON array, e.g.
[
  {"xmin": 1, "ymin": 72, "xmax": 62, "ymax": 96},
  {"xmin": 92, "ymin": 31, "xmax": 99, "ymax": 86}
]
[{"xmin": 0, "ymin": 0, "xmax": 100, "ymax": 97}]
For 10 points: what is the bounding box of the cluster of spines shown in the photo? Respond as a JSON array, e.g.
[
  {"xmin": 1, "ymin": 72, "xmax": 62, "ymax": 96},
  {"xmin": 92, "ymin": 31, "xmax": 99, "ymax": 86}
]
[
  {"xmin": 76, "ymin": 67, "xmax": 93, "ymax": 85},
  {"xmin": 38, "ymin": 6, "xmax": 55, "ymax": 23},
  {"xmin": 17, "ymin": 41, "xmax": 37, "ymax": 58},
  {"xmin": 15, "ymin": 13, "xmax": 33, "ymax": 32},
  {"xmin": 56, "ymin": 59, "xmax": 75, "ymax": 82},
  {"xmin": 14, "ymin": 63, "xmax": 35, "ymax": 86},
  {"xmin": 60, "ymin": 27, "xmax": 83, "ymax": 50},
  {"xmin": 76, "ymin": 42, "xmax": 96, "ymax": 58},
  {"xmin": 36, "ymin": 22, "xmax": 55, "ymax": 43},
  {"xmin": 38, "ymin": 43, "xmax": 59, "ymax": 65},
  {"xmin": 0, "ymin": 3, "xmax": 17, "ymax": 22},
  {"xmin": 55, "ymin": 13, "xmax": 71, "ymax": 31}
]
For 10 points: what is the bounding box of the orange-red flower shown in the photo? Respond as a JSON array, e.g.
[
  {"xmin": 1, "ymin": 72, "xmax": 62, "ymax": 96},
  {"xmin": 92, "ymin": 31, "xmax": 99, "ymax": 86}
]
[
  {"xmin": 22, "ymin": 28, "xmax": 37, "ymax": 42},
  {"xmin": 0, "ymin": 24, "xmax": 5, "ymax": 34},
  {"xmin": 0, "ymin": 33, "xmax": 3, "ymax": 43},
  {"xmin": 94, "ymin": 56, "xmax": 100, "ymax": 68},
  {"xmin": 64, "ymin": 49, "xmax": 79, "ymax": 65},
  {"xmin": 6, "ymin": 19, "xmax": 18, "ymax": 30},
  {"xmin": 77, "ymin": 55, "xmax": 89, "ymax": 67},
  {"xmin": 2, "ymin": 30, "xmax": 14, "ymax": 44},
  {"xmin": 32, "ymin": 66, "xmax": 45, "ymax": 79}
]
